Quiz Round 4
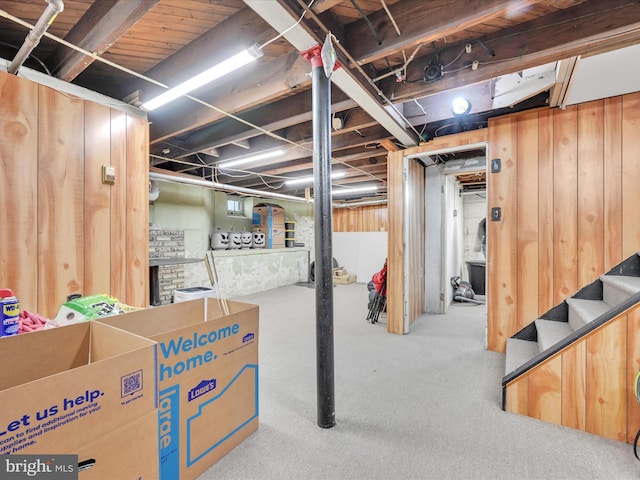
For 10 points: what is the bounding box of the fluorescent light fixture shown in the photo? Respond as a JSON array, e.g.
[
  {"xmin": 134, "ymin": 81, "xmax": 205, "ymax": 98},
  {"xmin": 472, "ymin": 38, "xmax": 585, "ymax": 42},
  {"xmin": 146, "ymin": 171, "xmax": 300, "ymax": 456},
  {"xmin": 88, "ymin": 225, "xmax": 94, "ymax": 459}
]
[
  {"xmin": 285, "ymin": 171, "xmax": 346, "ymax": 185},
  {"xmin": 218, "ymin": 149, "xmax": 286, "ymax": 170},
  {"xmin": 142, "ymin": 44, "xmax": 263, "ymax": 111},
  {"xmin": 452, "ymin": 96, "xmax": 471, "ymax": 115},
  {"xmin": 332, "ymin": 185, "xmax": 379, "ymax": 196}
]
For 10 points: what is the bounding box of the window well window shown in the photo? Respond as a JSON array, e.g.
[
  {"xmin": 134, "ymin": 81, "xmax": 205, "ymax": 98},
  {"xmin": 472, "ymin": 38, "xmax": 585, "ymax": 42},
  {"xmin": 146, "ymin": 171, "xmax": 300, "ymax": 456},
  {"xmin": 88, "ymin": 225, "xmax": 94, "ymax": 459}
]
[{"xmin": 227, "ymin": 196, "xmax": 244, "ymax": 216}]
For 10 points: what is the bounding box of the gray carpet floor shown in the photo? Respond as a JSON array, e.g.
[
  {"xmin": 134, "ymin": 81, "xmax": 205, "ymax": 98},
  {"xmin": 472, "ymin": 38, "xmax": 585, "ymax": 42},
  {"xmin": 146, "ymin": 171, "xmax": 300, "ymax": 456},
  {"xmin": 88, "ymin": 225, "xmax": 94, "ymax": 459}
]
[{"xmin": 198, "ymin": 283, "xmax": 639, "ymax": 480}]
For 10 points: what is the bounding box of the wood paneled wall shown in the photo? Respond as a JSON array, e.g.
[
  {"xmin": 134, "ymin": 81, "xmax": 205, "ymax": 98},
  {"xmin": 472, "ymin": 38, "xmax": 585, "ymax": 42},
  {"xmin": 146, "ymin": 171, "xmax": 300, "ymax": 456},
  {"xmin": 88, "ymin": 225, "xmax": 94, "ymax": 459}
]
[
  {"xmin": 505, "ymin": 302, "xmax": 640, "ymax": 443},
  {"xmin": 488, "ymin": 93, "xmax": 640, "ymax": 352},
  {"xmin": 387, "ymin": 152, "xmax": 425, "ymax": 334},
  {"xmin": 387, "ymin": 150, "xmax": 405, "ymax": 334},
  {"xmin": 0, "ymin": 71, "xmax": 149, "ymax": 318},
  {"xmin": 332, "ymin": 204, "xmax": 387, "ymax": 232},
  {"xmin": 407, "ymin": 159, "xmax": 425, "ymax": 325}
]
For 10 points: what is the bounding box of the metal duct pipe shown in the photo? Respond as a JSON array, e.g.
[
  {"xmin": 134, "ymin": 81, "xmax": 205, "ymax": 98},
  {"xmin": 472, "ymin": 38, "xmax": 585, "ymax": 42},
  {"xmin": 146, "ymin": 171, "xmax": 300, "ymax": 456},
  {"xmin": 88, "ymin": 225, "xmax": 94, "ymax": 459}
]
[
  {"xmin": 149, "ymin": 171, "xmax": 309, "ymax": 203},
  {"xmin": 8, "ymin": 0, "xmax": 64, "ymax": 75},
  {"xmin": 333, "ymin": 198, "xmax": 388, "ymax": 208}
]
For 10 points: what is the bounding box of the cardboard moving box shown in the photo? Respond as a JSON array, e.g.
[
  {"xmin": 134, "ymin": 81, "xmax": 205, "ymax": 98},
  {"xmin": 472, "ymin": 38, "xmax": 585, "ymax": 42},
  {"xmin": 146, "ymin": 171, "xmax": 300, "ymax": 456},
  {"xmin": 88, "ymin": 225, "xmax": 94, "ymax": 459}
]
[
  {"xmin": 77, "ymin": 409, "xmax": 159, "ymax": 480},
  {"xmin": 252, "ymin": 203, "xmax": 285, "ymax": 248},
  {"xmin": 0, "ymin": 322, "xmax": 157, "ymax": 463},
  {"xmin": 332, "ymin": 267, "xmax": 347, "ymax": 277},
  {"xmin": 252, "ymin": 203, "xmax": 284, "ymax": 229},
  {"xmin": 251, "ymin": 225, "xmax": 285, "ymax": 249},
  {"xmin": 334, "ymin": 273, "xmax": 357, "ymax": 285},
  {"xmin": 101, "ymin": 297, "xmax": 259, "ymax": 480}
]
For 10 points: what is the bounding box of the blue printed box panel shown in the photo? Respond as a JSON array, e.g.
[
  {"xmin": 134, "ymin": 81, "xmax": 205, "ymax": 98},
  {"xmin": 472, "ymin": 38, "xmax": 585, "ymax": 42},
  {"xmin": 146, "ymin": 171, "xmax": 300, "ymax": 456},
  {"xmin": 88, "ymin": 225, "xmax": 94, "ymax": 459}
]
[
  {"xmin": 187, "ymin": 364, "xmax": 258, "ymax": 467},
  {"xmin": 101, "ymin": 298, "xmax": 260, "ymax": 480},
  {"xmin": 251, "ymin": 203, "xmax": 285, "ymax": 228},
  {"xmin": 159, "ymin": 385, "xmax": 180, "ymax": 480}
]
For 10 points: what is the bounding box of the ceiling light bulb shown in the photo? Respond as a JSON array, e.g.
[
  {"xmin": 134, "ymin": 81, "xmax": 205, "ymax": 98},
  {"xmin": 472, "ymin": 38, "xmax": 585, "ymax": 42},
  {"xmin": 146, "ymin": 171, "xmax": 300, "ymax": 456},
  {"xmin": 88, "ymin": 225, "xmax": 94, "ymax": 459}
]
[
  {"xmin": 452, "ymin": 97, "xmax": 471, "ymax": 115},
  {"xmin": 142, "ymin": 44, "xmax": 263, "ymax": 111}
]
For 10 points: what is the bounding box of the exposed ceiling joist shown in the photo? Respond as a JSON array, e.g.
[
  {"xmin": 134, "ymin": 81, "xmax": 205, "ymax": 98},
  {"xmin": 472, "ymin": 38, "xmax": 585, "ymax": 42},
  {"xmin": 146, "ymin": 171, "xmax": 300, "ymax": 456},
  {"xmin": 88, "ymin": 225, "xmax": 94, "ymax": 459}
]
[
  {"xmin": 168, "ymin": 89, "xmax": 355, "ymax": 159},
  {"xmin": 149, "ymin": 51, "xmax": 311, "ymax": 144},
  {"xmin": 47, "ymin": 0, "xmax": 160, "ymax": 81},
  {"xmin": 382, "ymin": 0, "xmax": 640, "ymax": 103},
  {"xmin": 345, "ymin": 0, "xmax": 540, "ymax": 65},
  {"xmin": 2, "ymin": 0, "xmax": 635, "ymax": 200},
  {"xmin": 244, "ymin": 0, "xmax": 418, "ymax": 147}
]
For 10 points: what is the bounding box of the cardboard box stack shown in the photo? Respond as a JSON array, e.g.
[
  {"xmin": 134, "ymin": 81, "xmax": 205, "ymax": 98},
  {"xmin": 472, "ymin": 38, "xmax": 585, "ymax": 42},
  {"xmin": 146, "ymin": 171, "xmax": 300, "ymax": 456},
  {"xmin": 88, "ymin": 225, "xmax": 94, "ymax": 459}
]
[
  {"xmin": 0, "ymin": 297, "xmax": 259, "ymax": 480},
  {"xmin": 333, "ymin": 267, "xmax": 357, "ymax": 285},
  {"xmin": 252, "ymin": 203, "xmax": 285, "ymax": 248},
  {"xmin": 101, "ymin": 297, "xmax": 259, "ymax": 480},
  {"xmin": 0, "ymin": 322, "xmax": 159, "ymax": 479}
]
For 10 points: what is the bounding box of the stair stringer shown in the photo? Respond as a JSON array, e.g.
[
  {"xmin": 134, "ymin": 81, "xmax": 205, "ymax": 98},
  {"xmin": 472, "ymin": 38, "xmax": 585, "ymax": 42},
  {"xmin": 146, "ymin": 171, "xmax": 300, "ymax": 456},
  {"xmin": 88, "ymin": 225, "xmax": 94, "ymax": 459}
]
[{"xmin": 503, "ymin": 292, "xmax": 640, "ymax": 443}]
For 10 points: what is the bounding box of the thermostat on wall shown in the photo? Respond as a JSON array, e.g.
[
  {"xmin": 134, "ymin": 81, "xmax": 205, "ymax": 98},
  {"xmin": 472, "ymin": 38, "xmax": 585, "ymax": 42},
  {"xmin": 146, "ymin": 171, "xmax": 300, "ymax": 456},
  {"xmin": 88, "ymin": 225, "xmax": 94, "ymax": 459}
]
[{"xmin": 102, "ymin": 165, "xmax": 116, "ymax": 184}]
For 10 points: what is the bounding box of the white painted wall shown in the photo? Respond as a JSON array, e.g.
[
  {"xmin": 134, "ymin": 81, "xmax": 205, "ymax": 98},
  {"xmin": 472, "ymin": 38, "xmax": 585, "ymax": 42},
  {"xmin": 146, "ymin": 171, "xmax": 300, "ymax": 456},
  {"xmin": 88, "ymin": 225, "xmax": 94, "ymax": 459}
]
[
  {"xmin": 210, "ymin": 248, "xmax": 309, "ymax": 297},
  {"xmin": 332, "ymin": 232, "xmax": 387, "ymax": 283},
  {"xmin": 462, "ymin": 193, "xmax": 487, "ymax": 282},
  {"xmin": 443, "ymin": 175, "xmax": 464, "ymax": 311},
  {"xmin": 463, "ymin": 193, "xmax": 487, "ymax": 261},
  {"xmin": 150, "ymin": 182, "xmax": 215, "ymax": 288},
  {"xmin": 424, "ymin": 166, "xmax": 443, "ymax": 313},
  {"xmin": 150, "ymin": 181, "xmax": 314, "ymax": 294}
]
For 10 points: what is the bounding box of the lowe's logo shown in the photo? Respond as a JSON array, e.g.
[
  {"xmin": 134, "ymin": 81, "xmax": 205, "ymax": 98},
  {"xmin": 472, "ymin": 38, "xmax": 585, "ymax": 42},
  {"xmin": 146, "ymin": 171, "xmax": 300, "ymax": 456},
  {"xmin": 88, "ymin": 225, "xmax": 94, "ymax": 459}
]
[
  {"xmin": 188, "ymin": 379, "xmax": 217, "ymax": 402},
  {"xmin": 243, "ymin": 333, "xmax": 255, "ymax": 343}
]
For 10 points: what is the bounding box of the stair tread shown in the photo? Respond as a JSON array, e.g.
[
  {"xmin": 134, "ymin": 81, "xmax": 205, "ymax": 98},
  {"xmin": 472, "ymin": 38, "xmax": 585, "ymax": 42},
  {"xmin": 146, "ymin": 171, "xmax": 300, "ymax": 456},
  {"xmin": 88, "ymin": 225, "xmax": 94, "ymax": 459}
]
[
  {"xmin": 535, "ymin": 319, "xmax": 574, "ymax": 352},
  {"xmin": 566, "ymin": 298, "xmax": 611, "ymax": 327},
  {"xmin": 505, "ymin": 338, "xmax": 539, "ymax": 375},
  {"xmin": 600, "ymin": 274, "xmax": 640, "ymax": 296}
]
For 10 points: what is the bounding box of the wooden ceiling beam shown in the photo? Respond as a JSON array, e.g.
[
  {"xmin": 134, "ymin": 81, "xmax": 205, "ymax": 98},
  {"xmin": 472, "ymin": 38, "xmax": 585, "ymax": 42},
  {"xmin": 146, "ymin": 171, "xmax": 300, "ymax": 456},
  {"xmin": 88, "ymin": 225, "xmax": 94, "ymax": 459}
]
[
  {"xmin": 46, "ymin": 0, "xmax": 160, "ymax": 81},
  {"xmin": 331, "ymin": 124, "xmax": 393, "ymax": 151},
  {"xmin": 192, "ymin": 122, "xmax": 391, "ymax": 171},
  {"xmin": 149, "ymin": 50, "xmax": 311, "ymax": 144},
  {"xmin": 282, "ymin": 108, "xmax": 378, "ymax": 143},
  {"xmin": 166, "ymin": 90, "xmax": 380, "ymax": 160},
  {"xmin": 165, "ymin": 92, "xmax": 375, "ymax": 159},
  {"xmin": 130, "ymin": 7, "xmax": 276, "ymax": 97},
  {"xmin": 378, "ymin": 139, "xmax": 400, "ymax": 152},
  {"xmin": 218, "ymin": 163, "xmax": 389, "ymax": 191},
  {"xmin": 344, "ymin": 0, "xmax": 539, "ymax": 66},
  {"xmin": 381, "ymin": 0, "xmax": 640, "ymax": 103},
  {"xmin": 167, "ymin": 89, "xmax": 355, "ymax": 158},
  {"xmin": 232, "ymin": 151, "xmax": 389, "ymax": 179},
  {"xmin": 310, "ymin": 0, "xmax": 343, "ymax": 14},
  {"xmin": 225, "ymin": 148, "xmax": 388, "ymax": 178},
  {"xmin": 401, "ymin": 81, "xmax": 493, "ymax": 126}
]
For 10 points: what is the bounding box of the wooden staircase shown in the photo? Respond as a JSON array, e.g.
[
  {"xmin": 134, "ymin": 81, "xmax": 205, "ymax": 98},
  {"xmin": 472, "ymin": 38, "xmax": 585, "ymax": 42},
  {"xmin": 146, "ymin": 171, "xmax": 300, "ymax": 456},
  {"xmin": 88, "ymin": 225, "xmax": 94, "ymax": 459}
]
[{"xmin": 503, "ymin": 251, "xmax": 640, "ymax": 443}]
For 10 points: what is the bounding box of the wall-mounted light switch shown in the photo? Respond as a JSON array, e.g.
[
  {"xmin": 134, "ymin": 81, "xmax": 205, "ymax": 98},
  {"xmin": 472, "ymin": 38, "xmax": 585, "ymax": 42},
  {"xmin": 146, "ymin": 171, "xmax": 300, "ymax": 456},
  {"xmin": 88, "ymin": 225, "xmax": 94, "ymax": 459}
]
[{"xmin": 102, "ymin": 165, "xmax": 116, "ymax": 184}]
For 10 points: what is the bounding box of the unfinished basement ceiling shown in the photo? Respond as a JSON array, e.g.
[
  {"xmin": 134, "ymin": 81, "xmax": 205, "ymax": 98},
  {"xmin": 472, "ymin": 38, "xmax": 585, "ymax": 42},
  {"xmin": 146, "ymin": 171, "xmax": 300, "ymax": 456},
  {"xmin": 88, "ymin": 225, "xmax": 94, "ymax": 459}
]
[{"xmin": 0, "ymin": 0, "xmax": 639, "ymax": 201}]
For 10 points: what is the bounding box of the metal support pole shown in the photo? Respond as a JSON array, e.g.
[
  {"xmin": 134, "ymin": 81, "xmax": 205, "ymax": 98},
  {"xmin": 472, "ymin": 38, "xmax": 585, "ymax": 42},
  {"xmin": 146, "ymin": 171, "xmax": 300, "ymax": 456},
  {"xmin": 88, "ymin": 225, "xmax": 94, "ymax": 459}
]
[{"xmin": 302, "ymin": 45, "xmax": 335, "ymax": 429}]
